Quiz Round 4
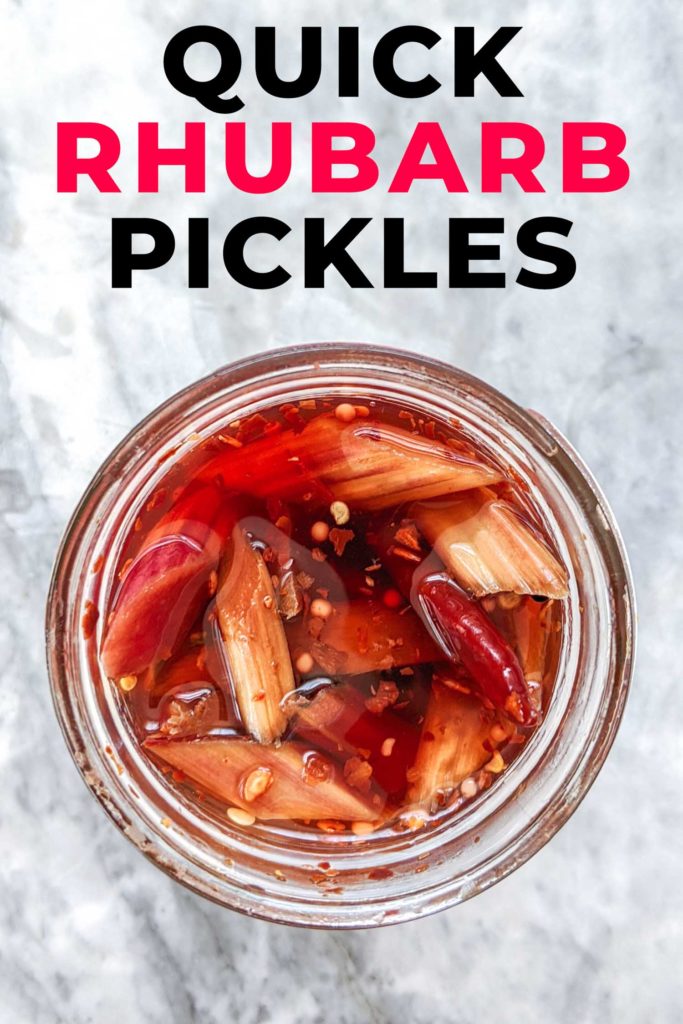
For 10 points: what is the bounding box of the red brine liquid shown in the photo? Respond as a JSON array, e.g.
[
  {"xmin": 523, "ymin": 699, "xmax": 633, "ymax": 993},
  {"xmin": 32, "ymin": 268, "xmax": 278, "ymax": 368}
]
[{"xmin": 96, "ymin": 396, "xmax": 568, "ymax": 835}]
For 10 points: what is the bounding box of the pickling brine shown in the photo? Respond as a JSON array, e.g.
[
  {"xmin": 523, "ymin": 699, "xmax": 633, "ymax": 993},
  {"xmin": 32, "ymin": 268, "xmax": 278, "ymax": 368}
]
[{"xmin": 95, "ymin": 394, "xmax": 568, "ymax": 835}]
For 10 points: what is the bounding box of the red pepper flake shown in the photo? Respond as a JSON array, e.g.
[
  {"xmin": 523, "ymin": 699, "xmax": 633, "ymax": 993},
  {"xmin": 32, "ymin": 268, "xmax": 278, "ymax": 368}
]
[
  {"xmin": 328, "ymin": 527, "xmax": 354, "ymax": 557},
  {"xmin": 118, "ymin": 558, "xmax": 133, "ymax": 580},
  {"xmin": 91, "ymin": 555, "xmax": 104, "ymax": 575},
  {"xmin": 296, "ymin": 571, "xmax": 315, "ymax": 591},
  {"xmin": 394, "ymin": 522, "xmax": 421, "ymax": 551},
  {"xmin": 275, "ymin": 515, "xmax": 292, "ymax": 535},
  {"xmin": 236, "ymin": 412, "xmax": 269, "ymax": 443},
  {"xmin": 311, "ymin": 547, "xmax": 327, "ymax": 562},
  {"xmin": 146, "ymin": 488, "xmax": 167, "ymax": 512},
  {"xmin": 398, "ymin": 409, "xmax": 416, "ymax": 429},
  {"xmin": 280, "ymin": 403, "xmax": 307, "ymax": 431},
  {"xmin": 81, "ymin": 601, "xmax": 99, "ymax": 640},
  {"xmin": 390, "ymin": 544, "xmax": 422, "ymax": 564},
  {"xmin": 343, "ymin": 756, "xmax": 373, "ymax": 793},
  {"xmin": 217, "ymin": 433, "xmax": 242, "ymax": 448},
  {"xmin": 368, "ymin": 867, "xmax": 393, "ymax": 881},
  {"xmin": 365, "ymin": 680, "xmax": 399, "ymax": 714}
]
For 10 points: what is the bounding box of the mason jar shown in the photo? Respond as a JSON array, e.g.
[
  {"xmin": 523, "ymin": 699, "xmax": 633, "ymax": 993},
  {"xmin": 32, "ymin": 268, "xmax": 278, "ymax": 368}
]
[{"xmin": 46, "ymin": 344, "xmax": 635, "ymax": 927}]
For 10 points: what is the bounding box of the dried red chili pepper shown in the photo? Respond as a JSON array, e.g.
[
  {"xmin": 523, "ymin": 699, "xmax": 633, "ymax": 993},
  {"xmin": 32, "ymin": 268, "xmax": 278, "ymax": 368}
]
[
  {"xmin": 416, "ymin": 575, "xmax": 536, "ymax": 726},
  {"xmin": 374, "ymin": 524, "xmax": 536, "ymax": 725}
]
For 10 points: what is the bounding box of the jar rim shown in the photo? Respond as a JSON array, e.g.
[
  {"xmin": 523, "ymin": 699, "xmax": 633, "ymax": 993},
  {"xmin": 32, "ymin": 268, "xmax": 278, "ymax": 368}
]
[{"xmin": 46, "ymin": 343, "xmax": 636, "ymax": 927}]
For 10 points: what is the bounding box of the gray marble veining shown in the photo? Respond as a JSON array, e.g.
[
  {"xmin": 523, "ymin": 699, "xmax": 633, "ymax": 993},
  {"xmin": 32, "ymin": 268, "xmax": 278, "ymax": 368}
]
[{"xmin": 1, "ymin": 1, "xmax": 681, "ymax": 1021}]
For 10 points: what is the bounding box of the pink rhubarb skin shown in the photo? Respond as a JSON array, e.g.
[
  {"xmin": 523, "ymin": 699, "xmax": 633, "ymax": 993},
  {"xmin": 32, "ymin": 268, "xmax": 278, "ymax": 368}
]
[
  {"xmin": 196, "ymin": 414, "xmax": 503, "ymax": 509},
  {"xmin": 101, "ymin": 484, "xmax": 234, "ymax": 679}
]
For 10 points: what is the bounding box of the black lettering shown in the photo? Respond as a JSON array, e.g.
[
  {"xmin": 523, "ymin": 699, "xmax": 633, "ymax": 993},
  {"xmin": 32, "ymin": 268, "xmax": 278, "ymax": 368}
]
[
  {"xmin": 454, "ymin": 27, "xmax": 523, "ymax": 97},
  {"xmin": 449, "ymin": 218, "xmax": 506, "ymax": 288},
  {"xmin": 373, "ymin": 26, "xmax": 441, "ymax": 98},
  {"xmin": 338, "ymin": 27, "xmax": 359, "ymax": 96},
  {"xmin": 164, "ymin": 27, "xmax": 243, "ymax": 114},
  {"xmin": 188, "ymin": 218, "xmax": 209, "ymax": 287},
  {"xmin": 516, "ymin": 217, "xmax": 576, "ymax": 289},
  {"xmin": 304, "ymin": 218, "xmax": 373, "ymax": 287},
  {"xmin": 384, "ymin": 219, "xmax": 437, "ymax": 287},
  {"xmin": 112, "ymin": 218, "xmax": 175, "ymax": 287},
  {"xmin": 223, "ymin": 217, "xmax": 291, "ymax": 289},
  {"xmin": 255, "ymin": 27, "xmax": 321, "ymax": 98}
]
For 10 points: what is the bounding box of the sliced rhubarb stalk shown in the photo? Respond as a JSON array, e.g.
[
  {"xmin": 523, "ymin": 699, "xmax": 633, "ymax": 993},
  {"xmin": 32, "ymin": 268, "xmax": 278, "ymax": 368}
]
[
  {"xmin": 199, "ymin": 414, "xmax": 502, "ymax": 509},
  {"xmin": 411, "ymin": 490, "xmax": 569, "ymax": 599},
  {"xmin": 147, "ymin": 737, "xmax": 380, "ymax": 821},
  {"xmin": 216, "ymin": 527, "xmax": 295, "ymax": 743},
  {"xmin": 285, "ymin": 599, "xmax": 440, "ymax": 676},
  {"xmin": 288, "ymin": 683, "xmax": 420, "ymax": 799},
  {"xmin": 101, "ymin": 484, "xmax": 234, "ymax": 679},
  {"xmin": 407, "ymin": 683, "xmax": 494, "ymax": 810},
  {"xmin": 416, "ymin": 575, "xmax": 536, "ymax": 725}
]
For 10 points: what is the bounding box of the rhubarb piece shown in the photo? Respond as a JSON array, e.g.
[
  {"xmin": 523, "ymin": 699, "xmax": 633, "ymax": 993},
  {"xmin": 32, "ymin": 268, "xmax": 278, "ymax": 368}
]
[
  {"xmin": 101, "ymin": 484, "xmax": 234, "ymax": 678},
  {"xmin": 288, "ymin": 683, "xmax": 419, "ymax": 799},
  {"xmin": 411, "ymin": 490, "xmax": 569, "ymax": 599},
  {"xmin": 407, "ymin": 683, "xmax": 494, "ymax": 810},
  {"xmin": 147, "ymin": 737, "xmax": 380, "ymax": 821},
  {"xmin": 285, "ymin": 599, "xmax": 440, "ymax": 676},
  {"xmin": 416, "ymin": 575, "xmax": 536, "ymax": 726},
  {"xmin": 199, "ymin": 414, "xmax": 502, "ymax": 509},
  {"xmin": 216, "ymin": 527, "xmax": 295, "ymax": 743}
]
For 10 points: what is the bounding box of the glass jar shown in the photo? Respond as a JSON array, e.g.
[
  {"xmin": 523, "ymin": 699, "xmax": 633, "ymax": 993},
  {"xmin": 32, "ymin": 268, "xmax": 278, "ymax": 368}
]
[{"xmin": 46, "ymin": 344, "xmax": 635, "ymax": 928}]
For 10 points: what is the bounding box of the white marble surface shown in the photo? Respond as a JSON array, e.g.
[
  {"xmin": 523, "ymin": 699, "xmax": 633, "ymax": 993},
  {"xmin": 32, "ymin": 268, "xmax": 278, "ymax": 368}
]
[{"xmin": 2, "ymin": 1, "xmax": 682, "ymax": 1021}]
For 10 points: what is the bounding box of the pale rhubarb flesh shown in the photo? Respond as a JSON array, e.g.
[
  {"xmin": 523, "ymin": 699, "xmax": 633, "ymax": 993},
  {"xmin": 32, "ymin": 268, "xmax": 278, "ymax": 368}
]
[
  {"xmin": 411, "ymin": 489, "xmax": 569, "ymax": 599},
  {"xmin": 407, "ymin": 683, "xmax": 495, "ymax": 810},
  {"xmin": 147, "ymin": 737, "xmax": 381, "ymax": 821},
  {"xmin": 216, "ymin": 527, "xmax": 294, "ymax": 743}
]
